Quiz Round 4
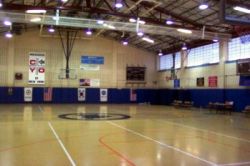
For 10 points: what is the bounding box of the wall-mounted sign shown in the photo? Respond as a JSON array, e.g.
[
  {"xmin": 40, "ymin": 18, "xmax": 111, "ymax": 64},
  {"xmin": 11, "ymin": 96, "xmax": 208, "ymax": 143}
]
[
  {"xmin": 208, "ymin": 76, "xmax": 218, "ymax": 87},
  {"xmin": 197, "ymin": 77, "xmax": 204, "ymax": 87},
  {"xmin": 28, "ymin": 52, "xmax": 45, "ymax": 84}
]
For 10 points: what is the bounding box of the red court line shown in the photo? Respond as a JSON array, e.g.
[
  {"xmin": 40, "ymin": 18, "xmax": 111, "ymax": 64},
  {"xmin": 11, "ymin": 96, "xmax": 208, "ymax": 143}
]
[{"xmin": 99, "ymin": 134, "xmax": 136, "ymax": 166}]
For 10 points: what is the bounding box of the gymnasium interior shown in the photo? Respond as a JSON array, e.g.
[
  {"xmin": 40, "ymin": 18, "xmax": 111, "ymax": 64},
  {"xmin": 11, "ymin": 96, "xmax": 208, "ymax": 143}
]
[{"xmin": 0, "ymin": 0, "xmax": 250, "ymax": 165}]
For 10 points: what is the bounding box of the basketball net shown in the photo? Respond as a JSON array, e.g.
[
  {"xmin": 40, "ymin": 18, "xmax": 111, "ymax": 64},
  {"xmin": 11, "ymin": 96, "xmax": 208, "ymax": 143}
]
[{"xmin": 234, "ymin": 26, "xmax": 250, "ymax": 44}]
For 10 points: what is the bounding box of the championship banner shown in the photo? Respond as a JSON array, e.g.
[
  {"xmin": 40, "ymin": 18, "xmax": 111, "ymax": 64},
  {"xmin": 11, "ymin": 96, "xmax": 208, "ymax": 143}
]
[
  {"xmin": 29, "ymin": 52, "xmax": 45, "ymax": 84},
  {"xmin": 130, "ymin": 89, "xmax": 137, "ymax": 102},
  {"xmin": 100, "ymin": 89, "xmax": 108, "ymax": 102},
  {"xmin": 44, "ymin": 87, "xmax": 53, "ymax": 102},
  {"xmin": 24, "ymin": 87, "xmax": 33, "ymax": 102},
  {"xmin": 208, "ymin": 76, "xmax": 218, "ymax": 87},
  {"xmin": 78, "ymin": 88, "xmax": 86, "ymax": 101},
  {"xmin": 80, "ymin": 56, "xmax": 104, "ymax": 71},
  {"xmin": 174, "ymin": 79, "xmax": 180, "ymax": 88}
]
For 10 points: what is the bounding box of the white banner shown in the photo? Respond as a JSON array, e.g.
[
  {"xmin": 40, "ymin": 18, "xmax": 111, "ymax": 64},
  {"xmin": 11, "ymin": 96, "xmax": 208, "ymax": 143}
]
[
  {"xmin": 80, "ymin": 64, "xmax": 100, "ymax": 71},
  {"xmin": 24, "ymin": 87, "xmax": 33, "ymax": 102},
  {"xmin": 100, "ymin": 89, "xmax": 108, "ymax": 102},
  {"xmin": 29, "ymin": 52, "xmax": 45, "ymax": 84},
  {"xmin": 78, "ymin": 88, "xmax": 86, "ymax": 101},
  {"xmin": 90, "ymin": 79, "xmax": 100, "ymax": 87}
]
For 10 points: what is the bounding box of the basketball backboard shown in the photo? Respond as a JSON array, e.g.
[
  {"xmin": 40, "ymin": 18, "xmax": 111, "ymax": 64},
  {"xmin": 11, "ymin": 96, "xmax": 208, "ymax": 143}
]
[{"xmin": 220, "ymin": 0, "xmax": 250, "ymax": 25}]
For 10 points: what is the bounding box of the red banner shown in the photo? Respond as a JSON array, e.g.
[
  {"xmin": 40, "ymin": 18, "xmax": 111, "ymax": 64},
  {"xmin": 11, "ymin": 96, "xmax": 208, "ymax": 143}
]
[{"xmin": 208, "ymin": 76, "xmax": 218, "ymax": 87}]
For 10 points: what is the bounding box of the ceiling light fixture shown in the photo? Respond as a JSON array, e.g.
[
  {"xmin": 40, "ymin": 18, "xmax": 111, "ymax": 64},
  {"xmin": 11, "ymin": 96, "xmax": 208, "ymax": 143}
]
[
  {"xmin": 30, "ymin": 17, "xmax": 42, "ymax": 22},
  {"xmin": 26, "ymin": 9, "xmax": 47, "ymax": 14},
  {"xmin": 166, "ymin": 19, "xmax": 174, "ymax": 25},
  {"xmin": 48, "ymin": 26, "xmax": 55, "ymax": 33},
  {"xmin": 158, "ymin": 50, "xmax": 163, "ymax": 56},
  {"xmin": 122, "ymin": 40, "xmax": 128, "ymax": 46},
  {"xmin": 233, "ymin": 6, "xmax": 250, "ymax": 14},
  {"xmin": 0, "ymin": 2, "xmax": 2, "ymax": 8},
  {"xmin": 3, "ymin": 20, "xmax": 12, "ymax": 26},
  {"xmin": 177, "ymin": 28, "xmax": 192, "ymax": 34},
  {"xmin": 213, "ymin": 38, "xmax": 218, "ymax": 42},
  {"xmin": 115, "ymin": 0, "xmax": 123, "ymax": 8},
  {"xmin": 61, "ymin": 0, "xmax": 68, "ymax": 2},
  {"xmin": 142, "ymin": 37, "xmax": 154, "ymax": 44},
  {"xmin": 129, "ymin": 18, "xmax": 136, "ymax": 23},
  {"xmin": 199, "ymin": 3, "xmax": 208, "ymax": 10},
  {"xmin": 97, "ymin": 19, "xmax": 104, "ymax": 25},
  {"xmin": 86, "ymin": 29, "xmax": 92, "ymax": 35},
  {"xmin": 182, "ymin": 43, "xmax": 187, "ymax": 50},
  {"xmin": 137, "ymin": 31, "xmax": 144, "ymax": 37},
  {"xmin": 5, "ymin": 32, "xmax": 13, "ymax": 38}
]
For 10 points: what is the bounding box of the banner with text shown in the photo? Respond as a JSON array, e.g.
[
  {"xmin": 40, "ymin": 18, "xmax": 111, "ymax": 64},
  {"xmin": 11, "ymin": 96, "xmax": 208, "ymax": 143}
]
[
  {"xmin": 24, "ymin": 87, "xmax": 33, "ymax": 102},
  {"xmin": 208, "ymin": 76, "xmax": 218, "ymax": 87},
  {"xmin": 80, "ymin": 56, "xmax": 104, "ymax": 71},
  {"xmin": 29, "ymin": 52, "xmax": 45, "ymax": 84},
  {"xmin": 78, "ymin": 88, "xmax": 86, "ymax": 101},
  {"xmin": 100, "ymin": 89, "xmax": 108, "ymax": 102},
  {"xmin": 130, "ymin": 89, "xmax": 137, "ymax": 102}
]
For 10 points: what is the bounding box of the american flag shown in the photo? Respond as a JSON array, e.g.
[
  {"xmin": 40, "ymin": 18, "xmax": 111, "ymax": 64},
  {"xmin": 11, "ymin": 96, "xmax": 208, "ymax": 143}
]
[
  {"xmin": 44, "ymin": 87, "xmax": 53, "ymax": 101},
  {"xmin": 130, "ymin": 89, "xmax": 137, "ymax": 102}
]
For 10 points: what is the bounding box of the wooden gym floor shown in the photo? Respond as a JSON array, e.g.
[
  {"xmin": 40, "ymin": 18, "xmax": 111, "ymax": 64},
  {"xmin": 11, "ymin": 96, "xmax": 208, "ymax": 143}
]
[{"xmin": 0, "ymin": 104, "xmax": 250, "ymax": 166}]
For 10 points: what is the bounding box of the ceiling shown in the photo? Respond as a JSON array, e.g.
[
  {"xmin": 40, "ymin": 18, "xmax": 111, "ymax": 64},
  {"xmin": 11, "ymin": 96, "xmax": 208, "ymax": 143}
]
[{"xmin": 0, "ymin": 0, "xmax": 248, "ymax": 54}]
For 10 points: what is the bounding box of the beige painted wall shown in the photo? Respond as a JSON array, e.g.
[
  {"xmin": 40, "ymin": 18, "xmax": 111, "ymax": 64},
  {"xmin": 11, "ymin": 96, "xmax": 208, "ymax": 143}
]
[
  {"xmin": 157, "ymin": 41, "xmax": 245, "ymax": 89},
  {"xmin": 0, "ymin": 30, "xmax": 157, "ymax": 88}
]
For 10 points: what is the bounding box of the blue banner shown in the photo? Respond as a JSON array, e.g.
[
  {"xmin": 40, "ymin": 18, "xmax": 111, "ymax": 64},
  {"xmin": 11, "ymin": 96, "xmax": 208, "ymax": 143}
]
[
  {"xmin": 174, "ymin": 79, "xmax": 180, "ymax": 88},
  {"xmin": 81, "ymin": 56, "xmax": 104, "ymax": 64}
]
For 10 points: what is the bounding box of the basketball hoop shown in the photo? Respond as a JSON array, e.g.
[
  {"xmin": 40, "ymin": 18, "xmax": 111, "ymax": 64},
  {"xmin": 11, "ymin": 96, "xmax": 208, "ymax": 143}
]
[{"xmin": 234, "ymin": 26, "xmax": 250, "ymax": 44}]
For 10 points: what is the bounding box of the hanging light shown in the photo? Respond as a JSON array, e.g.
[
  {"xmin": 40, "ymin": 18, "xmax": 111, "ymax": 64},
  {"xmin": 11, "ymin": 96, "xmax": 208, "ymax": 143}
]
[
  {"xmin": 158, "ymin": 50, "xmax": 163, "ymax": 56},
  {"xmin": 115, "ymin": 0, "xmax": 123, "ymax": 8},
  {"xmin": 199, "ymin": 1, "xmax": 208, "ymax": 10},
  {"xmin": 48, "ymin": 26, "xmax": 55, "ymax": 33},
  {"xmin": 177, "ymin": 28, "xmax": 192, "ymax": 34},
  {"xmin": 86, "ymin": 29, "xmax": 92, "ymax": 35},
  {"xmin": 61, "ymin": 0, "xmax": 68, "ymax": 2},
  {"xmin": 5, "ymin": 32, "xmax": 13, "ymax": 38},
  {"xmin": 137, "ymin": 31, "xmax": 144, "ymax": 37},
  {"xmin": 0, "ymin": 1, "xmax": 2, "ymax": 8},
  {"xmin": 3, "ymin": 20, "xmax": 12, "ymax": 26},
  {"xmin": 97, "ymin": 19, "xmax": 104, "ymax": 25},
  {"xmin": 166, "ymin": 17, "xmax": 174, "ymax": 25},
  {"xmin": 213, "ymin": 38, "xmax": 218, "ymax": 42},
  {"xmin": 182, "ymin": 43, "xmax": 187, "ymax": 50},
  {"xmin": 122, "ymin": 40, "xmax": 128, "ymax": 46},
  {"xmin": 129, "ymin": 18, "xmax": 136, "ymax": 23}
]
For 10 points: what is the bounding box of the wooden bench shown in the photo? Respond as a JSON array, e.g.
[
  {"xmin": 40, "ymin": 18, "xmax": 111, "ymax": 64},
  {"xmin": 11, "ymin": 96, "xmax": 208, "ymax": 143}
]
[{"xmin": 172, "ymin": 100, "xmax": 193, "ymax": 108}]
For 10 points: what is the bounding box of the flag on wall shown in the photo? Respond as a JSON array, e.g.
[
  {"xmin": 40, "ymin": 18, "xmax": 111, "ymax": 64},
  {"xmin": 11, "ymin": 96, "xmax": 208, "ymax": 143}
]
[
  {"xmin": 44, "ymin": 87, "xmax": 53, "ymax": 101},
  {"xmin": 130, "ymin": 89, "xmax": 137, "ymax": 102},
  {"xmin": 78, "ymin": 88, "xmax": 86, "ymax": 101},
  {"xmin": 24, "ymin": 87, "xmax": 33, "ymax": 102},
  {"xmin": 100, "ymin": 89, "xmax": 108, "ymax": 102}
]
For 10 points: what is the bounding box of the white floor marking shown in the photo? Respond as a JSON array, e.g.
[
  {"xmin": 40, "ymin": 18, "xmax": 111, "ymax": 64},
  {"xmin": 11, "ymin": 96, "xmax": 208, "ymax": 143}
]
[
  {"xmin": 48, "ymin": 122, "xmax": 76, "ymax": 166},
  {"xmin": 38, "ymin": 105, "xmax": 43, "ymax": 112},
  {"xmin": 107, "ymin": 121, "xmax": 217, "ymax": 166},
  {"xmin": 219, "ymin": 161, "xmax": 250, "ymax": 166},
  {"xmin": 161, "ymin": 120, "xmax": 250, "ymax": 144}
]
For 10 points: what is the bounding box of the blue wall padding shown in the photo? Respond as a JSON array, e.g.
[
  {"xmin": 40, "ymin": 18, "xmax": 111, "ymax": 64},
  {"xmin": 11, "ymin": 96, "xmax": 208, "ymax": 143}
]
[{"xmin": 0, "ymin": 87, "xmax": 250, "ymax": 112}]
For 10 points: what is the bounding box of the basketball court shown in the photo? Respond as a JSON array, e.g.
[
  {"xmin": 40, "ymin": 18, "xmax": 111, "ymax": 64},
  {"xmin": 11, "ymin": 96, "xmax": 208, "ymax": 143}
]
[
  {"xmin": 1, "ymin": 0, "xmax": 250, "ymax": 166},
  {"xmin": 0, "ymin": 104, "xmax": 250, "ymax": 166}
]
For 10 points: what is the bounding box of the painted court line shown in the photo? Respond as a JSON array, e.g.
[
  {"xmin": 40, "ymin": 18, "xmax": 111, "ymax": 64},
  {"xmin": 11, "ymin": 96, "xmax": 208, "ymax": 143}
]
[
  {"xmin": 161, "ymin": 120, "xmax": 250, "ymax": 144},
  {"xmin": 38, "ymin": 105, "xmax": 43, "ymax": 112},
  {"xmin": 48, "ymin": 122, "xmax": 76, "ymax": 166},
  {"xmin": 107, "ymin": 121, "xmax": 217, "ymax": 166},
  {"xmin": 219, "ymin": 161, "xmax": 250, "ymax": 166}
]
